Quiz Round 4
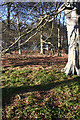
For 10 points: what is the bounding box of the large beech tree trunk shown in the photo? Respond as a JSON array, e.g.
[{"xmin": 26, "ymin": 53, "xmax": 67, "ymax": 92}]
[{"xmin": 62, "ymin": 7, "xmax": 80, "ymax": 76}]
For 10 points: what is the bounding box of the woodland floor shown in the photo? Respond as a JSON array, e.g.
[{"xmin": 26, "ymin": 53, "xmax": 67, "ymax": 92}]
[{"xmin": 1, "ymin": 50, "xmax": 80, "ymax": 120}]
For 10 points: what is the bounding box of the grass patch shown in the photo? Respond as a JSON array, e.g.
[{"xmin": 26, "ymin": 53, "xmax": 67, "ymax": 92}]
[{"xmin": 2, "ymin": 67, "xmax": 80, "ymax": 120}]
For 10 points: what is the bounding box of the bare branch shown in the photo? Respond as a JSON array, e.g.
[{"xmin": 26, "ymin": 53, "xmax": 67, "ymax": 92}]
[{"xmin": 2, "ymin": 2, "xmax": 66, "ymax": 54}]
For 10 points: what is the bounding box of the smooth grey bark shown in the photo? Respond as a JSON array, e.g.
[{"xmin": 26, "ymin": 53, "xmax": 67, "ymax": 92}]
[
  {"xmin": 18, "ymin": 38, "xmax": 22, "ymax": 55},
  {"xmin": 17, "ymin": 17, "xmax": 22, "ymax": 55},
  {"xmin": 40, "ymin": 31, "xmax": 43, "ymax": 54},
  {"xmin": 62, "ymin": 7, "xmax": 80, "ymax": 76}
]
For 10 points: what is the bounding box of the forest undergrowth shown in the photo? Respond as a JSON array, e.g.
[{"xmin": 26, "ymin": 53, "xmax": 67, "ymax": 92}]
[{"xmin": 1, "ymin": 52, "xmax": 80, "ymax": 120}]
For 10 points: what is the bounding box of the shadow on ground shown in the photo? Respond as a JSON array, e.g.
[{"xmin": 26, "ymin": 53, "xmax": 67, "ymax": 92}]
[
  {"xmin": 2, "ymin": 55, "xmax": 67, "ymax": 69},
  {"xmin": 2, "ymin": 76, "xmax": 80, "ymax": 106}
]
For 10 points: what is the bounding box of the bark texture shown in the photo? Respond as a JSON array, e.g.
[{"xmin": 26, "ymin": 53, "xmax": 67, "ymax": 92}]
[{"xmin": 62, "ymin": 7, "xmax": 80, "ymax": 76}]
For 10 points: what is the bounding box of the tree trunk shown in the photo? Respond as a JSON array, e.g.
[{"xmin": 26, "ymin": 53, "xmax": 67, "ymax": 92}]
[
  {"xmin": 17, "ymin": 17, "xmax": 22, "ymax": 55},
  {"xmin": 7, "ymin": 2, "xmax": 11, "ymax": 53},
  {"xmin": 40, "ymin": 30, "xmax": 43, "ymax": 54},
  {"xmin": 18, "ymin": 37, "xmax": 21, "ymax": 55},
  {"xmin": 18, "ymin": 30, "xmax": 22, "ymax": 55},
  {"xmin": 58, "ymin": 15, "xmax": 61, "ymax": 56},
  {"xmin": 61, "ymin": 13, "xmax": 65, "ymax": 49},
  {"xmin": 40, "ymin": 30, "xmax": 45, "ymax": 54},
  {"xmin": 62, "ymin": 8, "xmax": 80, "ymax": 76}
]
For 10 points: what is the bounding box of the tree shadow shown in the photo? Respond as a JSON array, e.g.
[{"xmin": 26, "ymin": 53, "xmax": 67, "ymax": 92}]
[
  {"xmin": 2, "ymin": 55, "xmax": 68, "ymax": 69},
  {"xmin": 11, "ymin": 60, "xmax": 67, "ymax": 68},
  {"xmin": 2, "ymin": 76, "xmax": 80, "ymax": 106}
]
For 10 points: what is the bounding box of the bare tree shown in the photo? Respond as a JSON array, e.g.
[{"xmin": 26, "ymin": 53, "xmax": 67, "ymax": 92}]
[
  {"xmin": 2, "ymin": 2, "xmax": 80, "ymax": 76},
  {"xmin": 2, "ymin": 2, "xmax": 65, "ymax": 53}
]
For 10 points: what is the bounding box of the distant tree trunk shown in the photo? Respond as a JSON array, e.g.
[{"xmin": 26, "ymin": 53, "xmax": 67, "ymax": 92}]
[
  {"xmin": 40, "ymin": 30, "xmax": 43, "ymax": 54},
  {"xmin": 7, "ymin": 2, "xmax": 11, "ymax": 53},
  {"xmin": 62, "ymin": 8, "xmax": 80, "ymax": 76},
  {"xmin": 61, "ymin": 12, "xmax": 65, "ymax": 49},
  {"xmin": 18, "ymin": 36, "xmax": 22, "ymax": 55},
  {"xmin": 7, "ymin": 3, "xmax": 10, "ymax": 30},
  {"xmin": 58, "ymin": 15, "xmax": 61, "ymax": 56},
  {"xmin": 18, "ymin": 31, "xmax": 22, "ymax": 55},
  {"xmin": 17, "ymin": 17, "xmax": 22, "ymax": 55},
  {"xmin": 39, "ymin": 3, "xmax": 45, "ymax": 55},
  {"xmin": 61, "ymin": 35, "xmax": 63, "ymax": 49}
]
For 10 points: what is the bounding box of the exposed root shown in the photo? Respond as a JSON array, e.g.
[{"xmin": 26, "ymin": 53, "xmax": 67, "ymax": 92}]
[{"xmin": 61, "ymin": 61, "xmax": 80, "ymax": 76}]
